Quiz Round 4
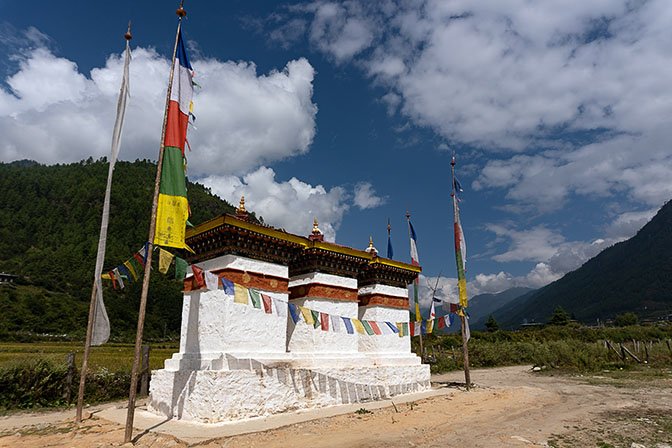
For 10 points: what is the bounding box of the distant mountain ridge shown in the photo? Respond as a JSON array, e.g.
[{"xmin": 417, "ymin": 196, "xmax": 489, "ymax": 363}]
[
  {"xmin": 488, "ymin": 200, "xmax": 672, "ymax": 329},
  {"xmin": 467, "ymin": 287, "xmax": 534, "ymax": 329}
]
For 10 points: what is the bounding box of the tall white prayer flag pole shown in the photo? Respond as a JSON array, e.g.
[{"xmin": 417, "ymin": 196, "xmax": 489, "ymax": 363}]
[{"xmin": 76, "ymin": 22, "xmax": 133, "ymax": 423}]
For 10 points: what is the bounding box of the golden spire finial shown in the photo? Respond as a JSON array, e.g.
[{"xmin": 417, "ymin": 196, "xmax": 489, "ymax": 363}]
[
  {"xmin": 236, "ymin": 195, "xmax": 246, "ymax": 214},
  {"xmin": 312, "ymin": 217, "xmax": 321, "ymax": 235},
  {"xmin": 365, "ymin": 236, "xmax": 378, "ymax": 255}
]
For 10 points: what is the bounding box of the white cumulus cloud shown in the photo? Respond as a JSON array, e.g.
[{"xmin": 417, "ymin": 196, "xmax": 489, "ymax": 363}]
[{"xmin": 353, "ymin": 181, "xmax": 386, "ymax": 210}]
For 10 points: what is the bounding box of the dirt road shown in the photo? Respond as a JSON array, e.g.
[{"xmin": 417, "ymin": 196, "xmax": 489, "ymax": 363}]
[{"xmin": 1, "ymin": 365, "xmax": 670, "ymax": 447}]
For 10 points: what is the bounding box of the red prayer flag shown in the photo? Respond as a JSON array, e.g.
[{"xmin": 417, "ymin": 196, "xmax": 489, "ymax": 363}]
[
  {"xmin": 261, "ymin": 293, "xmax": 273, "ymax": 314},
  {"xmin": 191, "ymin": 264, "xmax": 205, "ymax": 289},
  {"xmin": 438, "ymin": 316, "xmax": 446, "ymax": 330},
  {"xmin": 320, "ymin": 312, "xmax": 329, "ymax": 331},
  {"xmin": 369, "ymin": 321, "xmax": 382, "ymax": 335},
  {"xmin": 449, "ymin": 303, "xmax": 459, "ymax": 313},
  {"xmin": 108, "ymin": 270, "xmax": 117, "ymax": 290},
  {"xmin": 133, "ymin": 252, "xmax": 145, "ymax": 266},
  {"xmin": 409, "ymin": 321, "xmax": 415, "ymax": 335}
]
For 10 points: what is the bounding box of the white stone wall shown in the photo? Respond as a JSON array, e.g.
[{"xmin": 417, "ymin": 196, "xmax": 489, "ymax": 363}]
[
  {"xmin": 188, "ymin": 254, "xmax": 288, "ymax": 278},
  {"xmin": 358, "ymin": 305, "xmax": 411, "ymax": 354},
  {"xmin": 287, "ymin": 297, "xmax": 359, "ymax": 354},
  {"xmin": 148, "ymin": 363, "xmax": 430, "ymax": 423}
]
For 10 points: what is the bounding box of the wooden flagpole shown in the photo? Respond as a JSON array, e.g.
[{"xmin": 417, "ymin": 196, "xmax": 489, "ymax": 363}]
[
  {"xmin": 405, "ymin": 210, "xmax": 423, "ymax": 360},
  {"xmin": 76, "ymin": 23, "xmax": 133, "ymax": 424},
  {"xmin": 124, "ymin": 3, "xmax": 185, "ymax": 442},
  {"xmin": 450, "ymin": 157, "xmax": 471, "ymax": 390}
]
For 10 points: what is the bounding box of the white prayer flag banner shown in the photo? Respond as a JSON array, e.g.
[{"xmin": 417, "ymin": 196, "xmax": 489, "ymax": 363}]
[
  {"xmin": 204, "ymin": 271, "xmax": 219, "ymax": 291},
  {"xmin": 273, "ymin": 298, "xmax": 287, "ymax": 317},
  {"xmin": 112, "ymin": 268, "xmax": 124, "ymax": 289},
  {"xmin": 331, "ymin": 315, "xmax": 342, "ymax": 333}
]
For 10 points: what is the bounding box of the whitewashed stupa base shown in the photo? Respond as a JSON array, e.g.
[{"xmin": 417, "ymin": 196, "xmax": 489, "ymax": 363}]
[{"xmin": 148, "ymin": 359, "xmax": 430, "ymax": 423}]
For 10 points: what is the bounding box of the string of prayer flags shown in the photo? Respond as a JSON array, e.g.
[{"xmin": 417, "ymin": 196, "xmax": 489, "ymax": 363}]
[
  {"xmin": 234, "ymin": 284, "xmax": 249, "ymax": 304},
  {"xmin": 159, "ymin": 248, "xmax": 175, "ymax": 274},
  {"xmin": 204, "ymin": 270, "xmax": 219, "ymax": 291},
  {"xmin": 118, "ymin": 264, "xmax": 132, "ymax": 284},
  {"xmin": 249, "ymin": 288, "xmax": 262, "ymax": 309}
]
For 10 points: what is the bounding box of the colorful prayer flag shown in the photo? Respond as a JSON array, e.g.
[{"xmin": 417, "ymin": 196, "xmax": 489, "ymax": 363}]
[
  {"xmin": 408, "ymin": 218, "xmax": 421, "ymax": 321},
  {"xmin": 287, "ymin": 302, "xmax": 299, "ymax": 322},
  {"xmin": 452, "ymin": 193, "xmax": 468, "ymax": 308},
  {"xmin": 175, "ymin": 256, "xmax": 187, "ymax": 280},
  {"xmin": 204, "ymin": 271, "xmax": 219, "ymax": 291},
  {"xmin": 191, "ymin": 264, "xmax": 205, "ymax": 289},
  {"xmin": 320, "ymin": 312, "xmax": 329, "ymax": 331},
  {"xmin": 386, "ymin": 321, "xmax": 400, "ymax": 334},
  {"xmin": 300, "ymin": 306, "xmax": 314, "ymax": 325},
  {"xmin": 369, "ymin": 321, "xmax": 382, "ymax": 335},
  {"xmin": 352, "ymin": 319, "xmax": 366, "ymax": 335},
  {"xmin": 158, "ymin": 248, "xmax": 174, "ymax": 274},
  {"xmin": 249, "ymin": 289, "xmax": 261, "ymax": 309},
  {"xmin": 154, "ymin": 29, "xmax": 194, "ymax": 249},
  {"xmin": 276, "ymin": 299, "xmax": 288, "ymax": 317},
  {"xmin": 112, "ymin": 267, "xmax": 124, "ymax": 289},
  {"xmin": 361, "ymin": 320, "xmax": 375, "ymax": 335},
  {"xmin": 331, "ymin": 315, "xmax": 342, "ymax": 333},
  {"xmin": 234, "ymin": 284, "xmax": 249, "ymax": 304},
  {"xmin": 310, "ymin": 310, "xmax": 320, "ymax": 328},
  {"xmin": 123, "ymin": 260, "xmax": 138, "ymax": 281},
  {"xmin": 342, "ymin": 317, "xmax": 354, "ymax": 334},
  {"xmin": 118, "ymin": 264, "xmax": 132, "ymax": 283},
  {"xmin": 220, "ymin": 278, "xmax": 235, "ymax": 295},
  {"xmin": 261, "ymin": 293, "xmax": 273, "ymax": 314}
]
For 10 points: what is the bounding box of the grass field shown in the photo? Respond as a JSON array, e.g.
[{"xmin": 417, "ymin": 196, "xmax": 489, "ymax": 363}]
[{"xmin": 0, "ymin": 342, "xmax": 178, "ymax": 372}]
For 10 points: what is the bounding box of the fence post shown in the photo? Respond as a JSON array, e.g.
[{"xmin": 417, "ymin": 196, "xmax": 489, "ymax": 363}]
[
  {"xmin": 140, "ymin": 345, "xmax": 150, "ymax": 395},
  {"xmin": 63, "ymin": 353, "xmax": 76, "ymax": 402}
]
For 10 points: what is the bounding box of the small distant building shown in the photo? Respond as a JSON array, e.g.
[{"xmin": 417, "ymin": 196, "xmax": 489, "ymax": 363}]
[
  {"xmin": 149, "ymin": 204, "xmax": 430, "ymax": 424},
  {"xmin": 0, "ymin": 273, "xmax": 16, "ymax": 284},
  {"xmin": 520, "ymin": 322, "xmax": 545, "ymax": 330}
]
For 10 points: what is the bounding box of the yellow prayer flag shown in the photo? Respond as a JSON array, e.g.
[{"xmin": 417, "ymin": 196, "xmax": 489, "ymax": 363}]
[
  {"xmin": 123, "ymin": 260, "xmax": 138, "ymax": 281},
  {"xmin": 396, "ymin": 322, "xmax": 404, "ymax": 337},
  {"xmin": 299, "ymin": 306, "xmax": 314, "ymax": 325},
  {"xmin": 158, "ymin": 248, "xmax": 175, "ymax": 274},
  {"xmin": 426, "ymin": 319, "xmax": 434, "ymax": 334},
  {"xmin": 352, "ymin": 319, "xmax": 365, "ymax": 335},
  {"xmin": 234, "ymin": 284, "xmax": 249, "ymax": 304}
]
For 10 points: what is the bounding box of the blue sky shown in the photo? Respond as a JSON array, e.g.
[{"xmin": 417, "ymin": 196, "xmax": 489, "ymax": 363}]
[{"xmin": 2, "ymin": 1, "xmax": 672, "ymax": 312}]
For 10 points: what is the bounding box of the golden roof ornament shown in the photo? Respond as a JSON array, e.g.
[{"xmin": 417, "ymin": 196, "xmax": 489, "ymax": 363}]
[
  {"xmin": 365, "ymin": 236, "xmax": 378, "ymax": 255},
  {"xmin": 312, "ymin": 217, "xmax": 322, "ymax": 235},
  {"xmin": 236, "ymin": 195, "xmax": 247, "ymax": 214}
]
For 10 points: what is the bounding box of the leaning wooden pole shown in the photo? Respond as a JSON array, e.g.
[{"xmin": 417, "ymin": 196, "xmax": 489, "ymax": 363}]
[
  {"xmin": 451, "ymin": 157, "xmax": 471, "ymax": 390},
  {"xmin": 124, "ymin": 5, "xmax": 184, "ymax": 443}
]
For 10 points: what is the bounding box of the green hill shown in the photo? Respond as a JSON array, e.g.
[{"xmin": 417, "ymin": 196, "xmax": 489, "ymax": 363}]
[
  {"xmin": 490, "ymin": 200, "xmax": 672, "ymax": 329},
  {"xmin": 0, "ymin": 159, "xmax": 258, "ymax": 341}
]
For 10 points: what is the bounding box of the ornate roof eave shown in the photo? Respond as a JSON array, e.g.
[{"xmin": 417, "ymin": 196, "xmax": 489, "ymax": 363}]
[{"xmin": 186, "ymin": 214, "xmax": 421, "ymax": 275}]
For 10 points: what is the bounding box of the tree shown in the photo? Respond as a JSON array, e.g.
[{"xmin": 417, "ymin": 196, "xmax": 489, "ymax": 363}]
[
  {"xmin": 485, "ymin": 315, "xmax": 499, "ymax": 332},
  {"xmin": 614, "ymin": 312, "xmax": 638, "ymax": 327},
  {"xmin": 548, "ymin": 305, "xmax": 570, "ymax": 326}
]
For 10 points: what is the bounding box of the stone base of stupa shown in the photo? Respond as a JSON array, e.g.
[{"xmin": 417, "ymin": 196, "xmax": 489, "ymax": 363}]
[{"xmin": 148, "ymin": 353, "xmax": 430, "ymax": 424}]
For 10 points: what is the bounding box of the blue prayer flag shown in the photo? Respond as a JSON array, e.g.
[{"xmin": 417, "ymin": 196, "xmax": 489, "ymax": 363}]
[
  {"xmin": 288, "ymin": 303, "xmax": 300, "ymax": 324},
  {"xmin": 220, "ymin": 278, "xmax": 235, "ymax": 295},
  {"xmin": 342, "ymin": 317, "xmax": 354, "ymax": 334}
]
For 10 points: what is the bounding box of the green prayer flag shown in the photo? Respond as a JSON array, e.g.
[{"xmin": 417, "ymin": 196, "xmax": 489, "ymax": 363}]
[
  {"xmin": 175, "ymin": 256, "xmax": 188, "ymax": 280},
  {"xmin": 362, "ymin": 320, "xmax": 375, "ymax": 335},
  {"xmin": 249, "ymin": 288, "xmax": 261, "ymax": 309},
  {"xmin": 311, "ymin": 310, "xmax": 320, "ymax": 328}
]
